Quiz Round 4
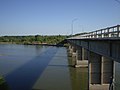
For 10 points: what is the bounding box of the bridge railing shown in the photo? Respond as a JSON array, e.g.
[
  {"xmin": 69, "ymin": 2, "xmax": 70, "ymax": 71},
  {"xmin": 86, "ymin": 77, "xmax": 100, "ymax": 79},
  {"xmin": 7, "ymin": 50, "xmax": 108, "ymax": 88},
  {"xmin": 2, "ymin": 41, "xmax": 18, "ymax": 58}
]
[{"xmin": 80, "ymin": 25, "xmax": 120, "ymax": 38}]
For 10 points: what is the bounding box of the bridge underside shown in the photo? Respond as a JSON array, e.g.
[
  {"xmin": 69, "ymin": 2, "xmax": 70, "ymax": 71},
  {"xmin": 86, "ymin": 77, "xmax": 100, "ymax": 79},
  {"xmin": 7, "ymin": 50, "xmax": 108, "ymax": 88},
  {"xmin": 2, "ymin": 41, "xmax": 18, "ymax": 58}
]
[
  {"xmin": 68, "ymin": 38, "xmax": 120, "ymax": 63},
  {"xmin": 67, "ymin": 38, "xmax": 118, "ymax": 90}
]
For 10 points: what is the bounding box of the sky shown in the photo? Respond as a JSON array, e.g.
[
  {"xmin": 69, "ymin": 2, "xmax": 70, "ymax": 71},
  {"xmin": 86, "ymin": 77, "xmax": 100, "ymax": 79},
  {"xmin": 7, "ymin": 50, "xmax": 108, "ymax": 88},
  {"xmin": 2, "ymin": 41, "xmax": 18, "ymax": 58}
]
[{"xmin": 0, "ymin": 0, "xmax": 120, "ymax": 36}]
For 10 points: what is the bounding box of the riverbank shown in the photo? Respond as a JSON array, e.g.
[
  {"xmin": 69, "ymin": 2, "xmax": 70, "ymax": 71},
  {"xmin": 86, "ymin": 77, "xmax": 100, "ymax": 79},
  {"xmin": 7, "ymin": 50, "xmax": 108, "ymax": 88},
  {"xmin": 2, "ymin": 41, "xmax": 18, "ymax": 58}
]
[
  {"xmin": 0, "ymin": 42, "xmax": 68, "ymax": 47},
  {"xmin": 24, "ymin": 43, "xmax": 64, "ymax": 47},
  {"xmin": 0, "ymin": 35, "xmax": 68, "ymax": 45}
]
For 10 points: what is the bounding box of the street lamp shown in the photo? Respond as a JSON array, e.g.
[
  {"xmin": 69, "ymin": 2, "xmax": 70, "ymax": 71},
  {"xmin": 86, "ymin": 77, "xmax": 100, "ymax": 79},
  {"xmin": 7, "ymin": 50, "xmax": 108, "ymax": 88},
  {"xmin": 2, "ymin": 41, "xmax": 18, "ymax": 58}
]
[{"xmin": 71, "ymin": 18, "xmax": 78, "ymax": 36}]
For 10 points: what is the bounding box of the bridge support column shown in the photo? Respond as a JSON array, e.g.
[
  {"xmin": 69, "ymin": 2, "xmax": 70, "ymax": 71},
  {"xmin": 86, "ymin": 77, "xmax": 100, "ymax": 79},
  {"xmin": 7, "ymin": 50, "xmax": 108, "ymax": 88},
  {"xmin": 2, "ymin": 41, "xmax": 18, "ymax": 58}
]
[
  {"xmin": 89, "ymin": 51, "xmax": 114, "ymax": 90},
  {"xmin": 76, "ymin": 46, "xmax": 82, "ymax": 60},
  {"xmin": 68, "ymin": 45, "xmax": 73, "ymax": 57},
  {"xmin": 68, "ymin": 45, "xmax": 77, "ymax": 57},
  {"xmin": 82, "ymin": 48, "xmax": 88, "ymax": 60},
  {"xmin": 101, "ymin": 56, "xmax": 114, "ymax": 85},
  {"xmin": 89, "ymin": 51, "xmax": 101, "ymax": 85},
  {"xmin": 71, "ymin": 46, "xmax": 77, "ymax": 58},
  {"xmin": 75, "ymin": 47, "xmax": 88, "ymax": 68}
]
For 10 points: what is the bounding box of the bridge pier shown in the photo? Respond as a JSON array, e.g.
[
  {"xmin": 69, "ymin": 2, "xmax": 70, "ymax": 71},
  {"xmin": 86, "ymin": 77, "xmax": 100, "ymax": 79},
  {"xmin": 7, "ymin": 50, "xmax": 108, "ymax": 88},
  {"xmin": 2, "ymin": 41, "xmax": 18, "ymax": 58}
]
[
  {"xmin": 75, "ymin": 47, "xmax": 88, "ymax": 68},
  {"xmin": 68, "ymin": 45, "xmax": 88, "ymax": 68},
  {"xmin": 89, "ymin": 51, "xmax": 114, "ymax": 90},
  {"xmin": 71, "ymin": 45, "xmax": 77, "ymax": 58},
  {"xmin": 68, "ymin": 45, "xmax": 73, "ymax": 57},
  {"xmin": 68, "ymin": 45, "xmax": 77, "ymax": 57},
  {"xmin": 82, "ymin": 48, "xmax": 88, "ymax": 60}
]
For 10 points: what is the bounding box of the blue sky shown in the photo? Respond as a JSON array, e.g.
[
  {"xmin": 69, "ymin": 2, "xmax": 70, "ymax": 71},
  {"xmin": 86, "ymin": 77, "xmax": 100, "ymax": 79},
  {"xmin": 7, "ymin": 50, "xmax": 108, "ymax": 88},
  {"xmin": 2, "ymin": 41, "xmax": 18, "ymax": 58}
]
[{"xmin": 0, "ymin": 0, "xmax": 120, "ymax": 36}]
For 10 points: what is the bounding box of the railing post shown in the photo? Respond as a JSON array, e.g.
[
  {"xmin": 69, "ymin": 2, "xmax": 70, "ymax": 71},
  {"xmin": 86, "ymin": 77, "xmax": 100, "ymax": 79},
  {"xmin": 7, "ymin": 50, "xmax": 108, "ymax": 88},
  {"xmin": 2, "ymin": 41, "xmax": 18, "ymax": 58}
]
[
  {"xmin": 95, "ymin": 31, "xmax": 97, "ymax": 38},
  {"xmin": 69, "ymin": 25, "xmax": 119, "ymax": 39},
  {"xmin": 102, "ymin": 29, "xmax": 105, "ymax": 38},
  {"xmin": 117, "ymin": 25, "xmax": 120, "ymax": 37},
  {"xmin": 107, "ymin": 28, "xmax": 111, "ymax": 37},
  {"xmin": 101, "ymin": 29, "xmax": 103, "ymax": 38}
]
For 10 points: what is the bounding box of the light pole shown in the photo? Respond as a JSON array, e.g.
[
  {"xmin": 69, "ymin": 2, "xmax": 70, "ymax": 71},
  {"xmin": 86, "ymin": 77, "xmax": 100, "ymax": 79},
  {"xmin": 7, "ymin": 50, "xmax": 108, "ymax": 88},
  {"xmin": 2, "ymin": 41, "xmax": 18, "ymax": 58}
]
[{"xmin": 71, "ymin": 18, "xmax": 78, "ymax": 36}]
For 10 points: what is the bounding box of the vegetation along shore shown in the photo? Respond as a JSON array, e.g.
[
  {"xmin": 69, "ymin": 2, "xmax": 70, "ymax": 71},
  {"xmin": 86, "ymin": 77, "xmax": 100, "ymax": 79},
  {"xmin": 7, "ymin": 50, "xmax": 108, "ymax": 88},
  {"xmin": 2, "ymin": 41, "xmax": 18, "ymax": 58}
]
[{"xmin": 0, "ymin": 35, "xmax": 69, "ymax": 46}]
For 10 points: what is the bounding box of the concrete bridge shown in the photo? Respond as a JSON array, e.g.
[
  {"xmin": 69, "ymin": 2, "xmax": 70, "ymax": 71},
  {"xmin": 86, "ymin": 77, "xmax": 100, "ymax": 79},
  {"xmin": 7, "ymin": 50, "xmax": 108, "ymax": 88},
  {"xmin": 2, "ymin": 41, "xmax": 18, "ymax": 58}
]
[{"xmin": 67, "ymin": 25, "xmax": 120, "ymax": 90}]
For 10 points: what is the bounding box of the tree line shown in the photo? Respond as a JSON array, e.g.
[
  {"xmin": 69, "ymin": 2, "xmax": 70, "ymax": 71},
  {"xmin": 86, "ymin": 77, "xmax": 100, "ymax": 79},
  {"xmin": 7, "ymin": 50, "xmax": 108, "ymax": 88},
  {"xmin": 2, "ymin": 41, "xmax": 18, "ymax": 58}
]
[{"xmin": 0, "ymin": 35, "xmax": 69, "ymax": 45}]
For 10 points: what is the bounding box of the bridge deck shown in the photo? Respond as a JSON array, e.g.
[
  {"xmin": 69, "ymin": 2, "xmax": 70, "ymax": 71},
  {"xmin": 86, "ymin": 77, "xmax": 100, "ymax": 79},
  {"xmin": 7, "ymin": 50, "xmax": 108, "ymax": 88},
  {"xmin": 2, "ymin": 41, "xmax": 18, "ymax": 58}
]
[
  {"xmin": 68, "ymin": 37, "xmax": 120, "ymax": 41},
  {"xmin": 68, "ymin": 25, "xmax": 120, "ymax": 40}
]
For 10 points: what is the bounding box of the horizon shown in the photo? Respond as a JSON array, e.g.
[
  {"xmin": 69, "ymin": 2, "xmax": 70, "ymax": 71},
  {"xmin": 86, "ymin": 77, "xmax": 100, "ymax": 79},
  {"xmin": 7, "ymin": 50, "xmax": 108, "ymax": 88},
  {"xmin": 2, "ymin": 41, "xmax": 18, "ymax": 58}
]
[{"xmin": 0, "ymin": 34, "xmax": 70, "ymax": 37}]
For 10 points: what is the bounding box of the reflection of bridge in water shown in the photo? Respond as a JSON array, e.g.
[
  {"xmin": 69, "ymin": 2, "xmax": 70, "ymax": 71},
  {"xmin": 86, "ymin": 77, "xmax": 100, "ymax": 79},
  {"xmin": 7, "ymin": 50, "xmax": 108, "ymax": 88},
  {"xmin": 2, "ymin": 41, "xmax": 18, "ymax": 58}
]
[{"xmin": 67, "ymin": 25, "xmax": 120, "ymax": 90}]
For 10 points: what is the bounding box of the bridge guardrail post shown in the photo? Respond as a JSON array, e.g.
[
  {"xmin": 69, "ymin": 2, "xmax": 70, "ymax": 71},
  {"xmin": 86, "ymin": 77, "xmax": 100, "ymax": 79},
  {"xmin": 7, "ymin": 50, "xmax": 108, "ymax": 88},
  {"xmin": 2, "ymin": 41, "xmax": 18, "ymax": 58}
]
[{"xmin": 117, "ymin": 25, "xmax": 120, "ymax": 37}]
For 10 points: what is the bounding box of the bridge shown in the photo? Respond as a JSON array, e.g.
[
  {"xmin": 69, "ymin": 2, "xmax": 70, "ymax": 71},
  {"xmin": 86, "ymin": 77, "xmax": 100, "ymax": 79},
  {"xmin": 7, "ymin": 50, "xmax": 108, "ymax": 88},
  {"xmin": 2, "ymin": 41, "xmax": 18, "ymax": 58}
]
[{"xmin": 67, "ymin": 25, "xmax": 120, "ymax": 90}]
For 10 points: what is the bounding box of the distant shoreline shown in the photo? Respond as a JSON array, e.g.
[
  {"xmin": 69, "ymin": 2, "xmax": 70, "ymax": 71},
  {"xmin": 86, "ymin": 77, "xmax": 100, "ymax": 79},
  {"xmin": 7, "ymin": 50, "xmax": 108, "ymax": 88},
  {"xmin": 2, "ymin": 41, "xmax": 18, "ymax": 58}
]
[
  {"xmin": 0, "ymin": 42, "xmax": 66, "ymax": 47},
  {"xmin": 24, "ymin": 43, "xmax": 63, "ymax": 47},
  {"xmin": 0, "ymin": 35, "xmax": 68, "ymax": 47}
]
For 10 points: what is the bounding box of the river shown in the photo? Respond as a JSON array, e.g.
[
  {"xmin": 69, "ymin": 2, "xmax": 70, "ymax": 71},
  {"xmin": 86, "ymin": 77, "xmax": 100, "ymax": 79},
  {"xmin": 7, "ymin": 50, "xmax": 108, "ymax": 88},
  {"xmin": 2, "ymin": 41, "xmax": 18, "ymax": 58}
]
[{"xmin": 0, "ymin": 44, "xmax": 120, "ymax": 90}]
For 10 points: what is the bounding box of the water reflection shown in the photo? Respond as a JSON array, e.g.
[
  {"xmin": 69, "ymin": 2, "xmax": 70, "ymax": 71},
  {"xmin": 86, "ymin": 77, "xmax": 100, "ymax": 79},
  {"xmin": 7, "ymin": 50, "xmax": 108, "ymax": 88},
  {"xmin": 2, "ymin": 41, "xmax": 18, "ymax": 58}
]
[
  {"xmin": 2, "ymin": 45, "xmax": 120, "ymax": 90},
  {"xmin": 0, "ymin": 44, "xmax": 89, "ymax": 90},
  {"xmin": 67, "ymin": 57, "xmax": 120, "ymax": 90},
  {"xmin": 68, "ymin": 56, "xmax": 88, "ymax": 90},
  {"xmin": 5, "ymin": 47, "xmax": 57, "ymax": 90}
]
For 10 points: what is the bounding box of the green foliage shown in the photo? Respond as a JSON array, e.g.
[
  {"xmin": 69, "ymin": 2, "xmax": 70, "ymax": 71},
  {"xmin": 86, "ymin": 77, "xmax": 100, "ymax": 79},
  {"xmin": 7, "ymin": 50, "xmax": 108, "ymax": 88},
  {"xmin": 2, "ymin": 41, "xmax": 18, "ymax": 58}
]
[
  {"xmin": 0, "ymin": 76, "xmax": 9, "ymax": 90},
  {"xmin": 0, "ymin": 35, "xmax": 68, "ymax": 45},
  {"xmin": 0, "ymin": 76, "xmax": 5, "ymax": 85}
]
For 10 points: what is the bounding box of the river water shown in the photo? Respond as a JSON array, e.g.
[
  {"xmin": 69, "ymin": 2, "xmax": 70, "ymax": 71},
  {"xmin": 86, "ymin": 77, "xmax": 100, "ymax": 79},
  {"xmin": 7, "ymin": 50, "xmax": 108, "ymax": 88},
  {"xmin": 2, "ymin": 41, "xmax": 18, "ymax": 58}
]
[{"xmin": 0, "ymin": 44, "xmax": 120, "ymax": 90}]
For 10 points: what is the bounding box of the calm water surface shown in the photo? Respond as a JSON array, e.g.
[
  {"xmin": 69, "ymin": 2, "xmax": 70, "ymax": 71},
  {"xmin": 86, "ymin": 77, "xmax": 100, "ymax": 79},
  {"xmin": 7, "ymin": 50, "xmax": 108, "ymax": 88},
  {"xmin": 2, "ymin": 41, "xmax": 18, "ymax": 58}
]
[
  {"xmin": 0, "ymin": 44, "xmax": 120, "ymax": 90},
  {"xmin": 0, "ymin": 44, "xmax": 88, "ymax": 90}
]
